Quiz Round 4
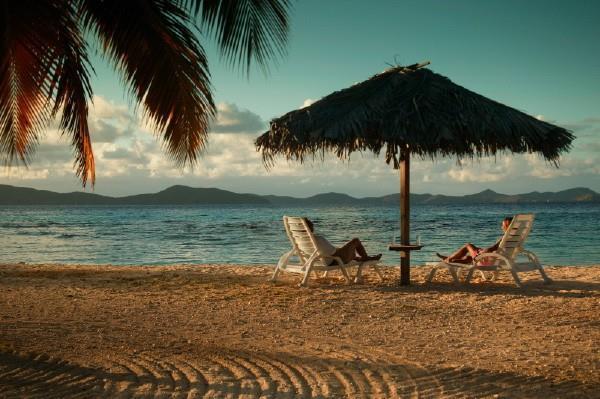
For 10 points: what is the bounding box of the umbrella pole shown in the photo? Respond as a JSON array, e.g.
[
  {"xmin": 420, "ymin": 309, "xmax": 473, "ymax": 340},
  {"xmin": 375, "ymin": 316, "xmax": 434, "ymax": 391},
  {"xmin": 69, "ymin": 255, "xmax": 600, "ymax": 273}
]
[{"xmin": 400, "ymin": 148, "xmax": 410, "ymax": 285}]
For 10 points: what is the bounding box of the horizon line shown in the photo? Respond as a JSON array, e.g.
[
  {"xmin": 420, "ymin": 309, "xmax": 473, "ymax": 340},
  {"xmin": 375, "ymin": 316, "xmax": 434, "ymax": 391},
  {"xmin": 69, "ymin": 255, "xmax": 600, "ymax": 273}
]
[{"xmin": 0, "ymin": 182, "xmax": 597, "ymax": 200}]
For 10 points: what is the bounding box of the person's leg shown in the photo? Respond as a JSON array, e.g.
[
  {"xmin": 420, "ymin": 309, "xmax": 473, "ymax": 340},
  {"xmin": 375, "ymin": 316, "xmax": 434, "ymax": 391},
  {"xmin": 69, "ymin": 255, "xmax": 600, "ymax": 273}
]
[
  {"xmin": 350, "ymin": 238, "xmax": 381, "ymax": 261},
  {"xmin": 350, "ymin": 238, "xmax": 368, "ymax": 258},
  {"xmin": 334, "ymin": 238, "xmax": 381, "ymax": 263},
  {"xmin": 438, "ymin": 244, "xmax": 468, "ymax": 261},
  {"xmin": 333, "ymin": 240, "xmax": 359, "ymax": 263},
  {"xmin": 439, "ymin": 243, "xmax": 480, "ymax": 262}
]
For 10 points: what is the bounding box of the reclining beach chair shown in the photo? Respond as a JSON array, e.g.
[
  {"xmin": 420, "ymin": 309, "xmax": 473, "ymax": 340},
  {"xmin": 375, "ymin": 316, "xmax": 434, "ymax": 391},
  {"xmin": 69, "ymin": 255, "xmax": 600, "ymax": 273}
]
[
  {"xmin": 271, "ymin": 216, "xmax": 383, "ymax": 287},
  {"xmin": 426, "ymin": 214, "xmax": 552, "ymax": 287}
]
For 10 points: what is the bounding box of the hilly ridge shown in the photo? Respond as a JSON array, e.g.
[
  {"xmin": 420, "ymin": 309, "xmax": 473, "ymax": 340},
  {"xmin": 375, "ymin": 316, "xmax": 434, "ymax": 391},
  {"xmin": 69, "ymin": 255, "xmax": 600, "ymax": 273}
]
[{"xmin": 0, "ymin": 184, "xmax": 598, "ymax": 206}]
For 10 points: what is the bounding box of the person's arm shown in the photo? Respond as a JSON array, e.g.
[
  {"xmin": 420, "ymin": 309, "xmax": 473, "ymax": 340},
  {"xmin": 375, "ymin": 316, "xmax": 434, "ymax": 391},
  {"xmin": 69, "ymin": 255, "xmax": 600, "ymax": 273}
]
[{"xmin": 483, "ymin": 239, "xmax": 501, "ymax": 253}]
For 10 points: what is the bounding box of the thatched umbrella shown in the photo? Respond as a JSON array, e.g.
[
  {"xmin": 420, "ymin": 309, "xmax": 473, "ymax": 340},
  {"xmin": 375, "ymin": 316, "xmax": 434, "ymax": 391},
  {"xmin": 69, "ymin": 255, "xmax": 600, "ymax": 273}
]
[{"xmin": 256, "ymin": 62, "xmax": 573, "ymax": 284}]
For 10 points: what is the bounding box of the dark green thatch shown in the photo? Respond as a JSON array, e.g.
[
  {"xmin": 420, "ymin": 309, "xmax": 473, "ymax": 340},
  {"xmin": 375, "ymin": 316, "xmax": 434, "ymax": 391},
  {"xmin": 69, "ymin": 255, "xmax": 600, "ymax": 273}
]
[{"xmin": 256, "ymin": 63, "xmax": 573, "ymax": 168}]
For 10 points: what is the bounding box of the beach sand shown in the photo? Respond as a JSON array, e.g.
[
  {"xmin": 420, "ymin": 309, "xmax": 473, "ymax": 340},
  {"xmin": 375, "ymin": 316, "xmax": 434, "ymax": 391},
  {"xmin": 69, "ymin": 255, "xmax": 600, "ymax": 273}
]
[{"xmin": 0, "ymin": 263, "xmax": 598, "ymax": 398}]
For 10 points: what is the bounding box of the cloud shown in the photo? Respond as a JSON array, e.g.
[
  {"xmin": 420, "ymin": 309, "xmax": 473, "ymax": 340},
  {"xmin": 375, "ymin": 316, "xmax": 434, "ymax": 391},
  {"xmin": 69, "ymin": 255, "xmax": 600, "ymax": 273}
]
[
  {"xmin": 91, "ymin": 95, "xmax": 132, "ymax": 123},
  {"xmin": 582, "ymin": 117, "xmax": 600, "ymax": 124},
  {"xmin": 447, "ymin": 166, "xmax": 505, "ymax": 183},
  {"xmin": 33, "ymin": 142, "xmax": 74, "ymax": 163},
  {"xmin": 1, "ymin": 106, "xmax": 599, "ymax": 196},
  {"xmin": 90, "ymin": 118, "xmax": 134, "ymax": 143},
  {"xmin": 89, "ymin": 96, "xmax": 136, "ymax": 143},
  {"xmin": 1, "ymin": 167, "xmax": 50, "ymax": 180},
  {"xmin": 210, "ymin": 103, "xmax": 265, "ymax": 133},
  {"xmin": 102, "ymin": 146, "xmax": 149, "ymax": 164},
  {"xmin": 102, "ymin": 148, "xmax": 130, "ymax": 160},
  {"xmin": 301, "ymin": 98, "xmax": 316, "ymax": 108}
]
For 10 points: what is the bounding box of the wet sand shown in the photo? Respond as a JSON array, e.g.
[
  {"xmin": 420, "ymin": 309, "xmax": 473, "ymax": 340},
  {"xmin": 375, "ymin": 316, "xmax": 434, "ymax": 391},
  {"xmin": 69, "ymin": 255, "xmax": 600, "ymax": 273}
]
[{"xmin": 0, "ymin": 263, "xmax": 598, "ymax": 398}]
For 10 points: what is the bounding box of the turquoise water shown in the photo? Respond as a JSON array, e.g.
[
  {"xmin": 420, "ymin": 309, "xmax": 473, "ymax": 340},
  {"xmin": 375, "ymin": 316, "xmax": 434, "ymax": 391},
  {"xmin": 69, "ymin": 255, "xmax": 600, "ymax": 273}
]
[{"xmin": 0, "ymin": 204, "xmax": 598, "ymax": 266}]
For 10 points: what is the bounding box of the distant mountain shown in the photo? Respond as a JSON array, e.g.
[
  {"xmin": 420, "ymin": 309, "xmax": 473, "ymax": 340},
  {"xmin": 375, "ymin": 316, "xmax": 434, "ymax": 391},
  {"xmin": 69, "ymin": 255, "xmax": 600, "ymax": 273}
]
[
  {"xmin": 0, "ymin": 184, "xmax": 598, "ymax": 206},
  {"xmin": 0, "ymin": 184, "xmax": 268, "ymax": 205},
  {"xmin": 374, "ymin": 188, "xmax": 600, "ymax": 205},
  {"xmin": 0, "ymin": 184, "xmax": 114, "ymax": 205},
  {"xmin": 115, "ymin": 185, "xmax": 268, "ymax": 205},
  {"xmin": 266, "ymin": 192, "xmax": 362, "ymax": 206}
]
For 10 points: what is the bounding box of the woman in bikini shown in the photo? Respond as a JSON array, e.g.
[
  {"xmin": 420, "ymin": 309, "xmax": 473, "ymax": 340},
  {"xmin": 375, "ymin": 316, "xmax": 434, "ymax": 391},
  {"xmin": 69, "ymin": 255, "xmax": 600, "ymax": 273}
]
[
  {"xmin": 437, "ymin": 217, "xmax": 513, "ymax": 264},
  {"xmin": 304, "ymin": 218, "xmax": 382, "ymax": 263}
]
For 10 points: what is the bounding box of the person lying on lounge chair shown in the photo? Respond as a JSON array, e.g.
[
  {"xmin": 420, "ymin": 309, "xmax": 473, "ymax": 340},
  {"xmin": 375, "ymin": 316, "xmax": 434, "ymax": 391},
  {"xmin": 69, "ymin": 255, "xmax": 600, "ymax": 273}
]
[
  {"xmin": 304, "ymin": 218, "xmax": 382, "ymax": 263},
  {"xmin": 436, "ymin": 217, "xmax": 513, "ymax": 264}
]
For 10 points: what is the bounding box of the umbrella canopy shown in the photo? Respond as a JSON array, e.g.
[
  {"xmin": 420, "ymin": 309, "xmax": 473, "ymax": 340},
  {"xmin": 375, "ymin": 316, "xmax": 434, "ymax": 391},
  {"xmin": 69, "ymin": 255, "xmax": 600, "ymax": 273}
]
[{"xmin": 256, "ymin": 62, "xmax": 573, "ymax": 284}]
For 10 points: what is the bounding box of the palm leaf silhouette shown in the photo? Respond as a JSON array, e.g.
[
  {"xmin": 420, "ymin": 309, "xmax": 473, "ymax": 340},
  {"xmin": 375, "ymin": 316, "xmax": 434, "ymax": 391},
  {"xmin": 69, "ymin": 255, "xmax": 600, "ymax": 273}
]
[{"xmin": 0, "ymin": 0, "xmax": 291, "ymax": 186}]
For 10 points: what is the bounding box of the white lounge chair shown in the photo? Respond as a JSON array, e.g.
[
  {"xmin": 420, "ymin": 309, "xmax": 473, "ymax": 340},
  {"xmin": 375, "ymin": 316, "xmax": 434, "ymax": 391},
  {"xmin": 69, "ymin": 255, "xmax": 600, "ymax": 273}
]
[
  {"xmin": 271, "ymin": 216, "xmax": 384, "ymax": 287},
  {"xmin": 426, "ymin": 214, "xmax": 552, "ymax": 287}
]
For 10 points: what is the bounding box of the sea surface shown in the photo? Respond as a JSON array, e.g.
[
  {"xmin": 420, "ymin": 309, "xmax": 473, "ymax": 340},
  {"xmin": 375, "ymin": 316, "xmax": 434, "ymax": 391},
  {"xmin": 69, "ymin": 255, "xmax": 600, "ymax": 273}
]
[{"xmin": 0, "ymin": 204, "xmax": 599, "ymax": 266}]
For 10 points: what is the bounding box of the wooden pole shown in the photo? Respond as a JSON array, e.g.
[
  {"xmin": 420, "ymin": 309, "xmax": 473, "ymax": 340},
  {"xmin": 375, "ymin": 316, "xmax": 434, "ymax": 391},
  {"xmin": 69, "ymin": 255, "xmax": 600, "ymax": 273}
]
[{"xmin": 400, "ymin": 147, "xmax": 410, "ymax": 285}]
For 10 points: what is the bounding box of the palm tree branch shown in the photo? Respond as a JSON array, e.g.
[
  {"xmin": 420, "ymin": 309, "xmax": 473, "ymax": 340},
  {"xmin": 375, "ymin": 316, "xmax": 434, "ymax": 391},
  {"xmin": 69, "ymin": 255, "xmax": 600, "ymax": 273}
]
[
  {"xmin": 0, "ymin": 1, "xmax": 58, "ymax": 165},
  {"xmin": 49, "ymin": 2, "xmax": 96, "ymax": 186},
  {"xmin": 82, "ymin": 0, "xmax": 215, "ymax": 167},
  {"xmin": 185, "ymin": 0, "xmax": 291, "ymax": 73}
]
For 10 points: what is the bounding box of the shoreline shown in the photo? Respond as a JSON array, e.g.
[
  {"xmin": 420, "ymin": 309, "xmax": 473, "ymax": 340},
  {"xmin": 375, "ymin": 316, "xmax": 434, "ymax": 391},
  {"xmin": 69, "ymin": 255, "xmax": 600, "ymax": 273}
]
[
  {"xmin": 1, "ymin": 263, "xmax": 598, "ymax": 397},
  {"xmin": 5, "ymin": 261, "xmax": 600, "ymax": 268}
]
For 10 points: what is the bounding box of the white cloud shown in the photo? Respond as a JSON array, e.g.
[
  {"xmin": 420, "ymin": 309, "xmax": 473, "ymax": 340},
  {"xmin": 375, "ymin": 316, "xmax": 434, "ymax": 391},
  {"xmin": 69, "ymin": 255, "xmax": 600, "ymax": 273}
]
[
  {"xmin": 210, "ymin": 103, "xmax": 265, "ymax": 133},
  {"xmin": 1, "ymin": 106, "xmax": 599, "ymax": 197},
  {"xmin": 1, "ymin": 167, "xmax": 49, "ymax": 180},
  {"xmin": 301, "ymin": 98, "xmax": 316, "ymax": 108},
  {"xmin": 447, "ymin": 167, "xmax": 504, "ymax": 183}
]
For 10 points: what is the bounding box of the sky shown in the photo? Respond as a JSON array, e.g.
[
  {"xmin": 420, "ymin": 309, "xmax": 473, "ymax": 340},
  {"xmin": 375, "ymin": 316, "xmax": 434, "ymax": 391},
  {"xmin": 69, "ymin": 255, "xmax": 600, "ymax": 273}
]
[{"xmin": 1, "ymin": 0, "xmax": 599, "ymax": 197}]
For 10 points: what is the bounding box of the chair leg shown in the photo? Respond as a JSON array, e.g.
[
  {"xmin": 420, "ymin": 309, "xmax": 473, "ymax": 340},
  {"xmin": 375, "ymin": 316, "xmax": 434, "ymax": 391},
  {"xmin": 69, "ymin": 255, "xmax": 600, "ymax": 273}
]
[
  {"xmin": 478, "ymin": 270, "xmax": 488, "ymax": 280},
  {"xmin": 340, "ymin": 267, "xmax": 352, "ymax": 284},
  {"xmin": 354, "ymin": 264, "xmax": 364, "ymax": 284},
  {"xmin": 372, "ymin": 265, "xmax": 384, "ymax": 282},
  {"xmin": 465, "ymin": 268, "xmax": 475, "ymax": 284},
  {"xmin": 510, "ymin": 269, "xmax": 522, "ymax": 288},
  {"xmin": 449, "ymin": 267, "xmax": 460, "ymax": 284},
  {"xmin": 426, "ymin": 267, "xmax": 437, "ymax": 283},
  {"xmin": 300, "ymin": 266, "xmax": 313, "ymax": 287},
  {"xmin": 538, "ymin": 266, "xmax": 552, "ymax": 284},
  {"xmin": 273, "ymin": 250, "xmax": 294, "ymax": 282},
  {"xmin": 271, "ymin": 266, "xmax": 280, "ymax": 282}
]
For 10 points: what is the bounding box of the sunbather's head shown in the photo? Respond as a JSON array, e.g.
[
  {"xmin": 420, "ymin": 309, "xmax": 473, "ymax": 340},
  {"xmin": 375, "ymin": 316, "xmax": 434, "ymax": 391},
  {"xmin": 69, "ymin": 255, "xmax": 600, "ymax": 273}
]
[
  {"xmin": 304, "ymin": 218, "xmax": 314, "ymax": 232},
  {"xmin": 502, "ymin": 216, "xmax": 513, "ymax": 231}
]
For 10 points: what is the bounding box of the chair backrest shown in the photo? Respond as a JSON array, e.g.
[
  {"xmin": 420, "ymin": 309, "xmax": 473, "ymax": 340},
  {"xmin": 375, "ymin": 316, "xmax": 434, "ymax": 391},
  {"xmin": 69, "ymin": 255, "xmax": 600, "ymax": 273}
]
[
  {"xmin": 283, "ymin": 216, "xmax": 319, "ymax": 263},
  {"xmin": 497, "ymin": 214, "xmax": 534, "ymax": 259}
]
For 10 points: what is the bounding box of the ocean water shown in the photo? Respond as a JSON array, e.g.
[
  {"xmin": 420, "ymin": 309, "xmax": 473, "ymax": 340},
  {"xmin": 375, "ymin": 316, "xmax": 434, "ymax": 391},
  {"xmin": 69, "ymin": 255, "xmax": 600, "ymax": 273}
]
[{"xmin": 0, "ymin": 204, "xmax": 598, "ymax": 266}]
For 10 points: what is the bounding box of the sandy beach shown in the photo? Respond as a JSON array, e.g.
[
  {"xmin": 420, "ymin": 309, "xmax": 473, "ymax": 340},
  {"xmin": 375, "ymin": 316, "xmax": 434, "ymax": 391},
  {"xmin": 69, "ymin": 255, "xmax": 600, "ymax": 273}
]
[{"xmin": 0, "ymin": 263, "xmax": 598, "ymax": 398}]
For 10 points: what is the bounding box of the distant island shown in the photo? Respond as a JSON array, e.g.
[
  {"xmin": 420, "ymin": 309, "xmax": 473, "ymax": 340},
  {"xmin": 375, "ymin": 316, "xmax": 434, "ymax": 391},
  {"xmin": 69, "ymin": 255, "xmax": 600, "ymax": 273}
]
[{"xmin": 1, "ymin": 184, "xmax": 599, "ymax": 206}]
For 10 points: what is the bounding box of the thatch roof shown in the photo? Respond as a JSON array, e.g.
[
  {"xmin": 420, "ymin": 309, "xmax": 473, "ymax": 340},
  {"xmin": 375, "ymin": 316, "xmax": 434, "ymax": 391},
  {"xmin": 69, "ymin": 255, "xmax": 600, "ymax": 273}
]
[{"xmin": 256, "ymin": 63, "xmax": 573, "ymax": 168}]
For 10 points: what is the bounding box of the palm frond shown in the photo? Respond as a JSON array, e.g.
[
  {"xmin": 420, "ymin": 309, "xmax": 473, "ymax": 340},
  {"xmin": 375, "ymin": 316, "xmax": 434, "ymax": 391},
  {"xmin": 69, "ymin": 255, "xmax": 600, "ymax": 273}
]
[
  {"xmin": 49, "ymin": 1, "xmax": 96, "ymax": 186},
  {"xmin": 0, "ymin": 0, "xmax": 56, "ymax": 165},
  {"xmin": 82, "ymin": 0, "xmax": 215, "ymax": 167},
  {"xmin": 186, "ymin": 0, "xmax": 291, "ymax": 73},
  {"xmin": 0, "ymin": 0, "xmax": 97, "ymax": 186}
]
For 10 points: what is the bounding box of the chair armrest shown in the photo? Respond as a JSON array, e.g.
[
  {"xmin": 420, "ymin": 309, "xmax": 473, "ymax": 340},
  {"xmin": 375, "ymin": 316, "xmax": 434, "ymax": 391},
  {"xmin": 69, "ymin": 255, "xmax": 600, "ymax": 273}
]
[
  {"xmin": 277, "ymin": 248, "xmax": 296, "ymax": 268},
  {"xmin": 474, "ymin": 251, "xmax": 512, "ymax": 268},
  {"xmin": 519, "ymin": 249, "xmax": 541, "ymax": 264},
  {"xmin": 306, "ymin": 251, "xmax": 342, "ymax": 268}
]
